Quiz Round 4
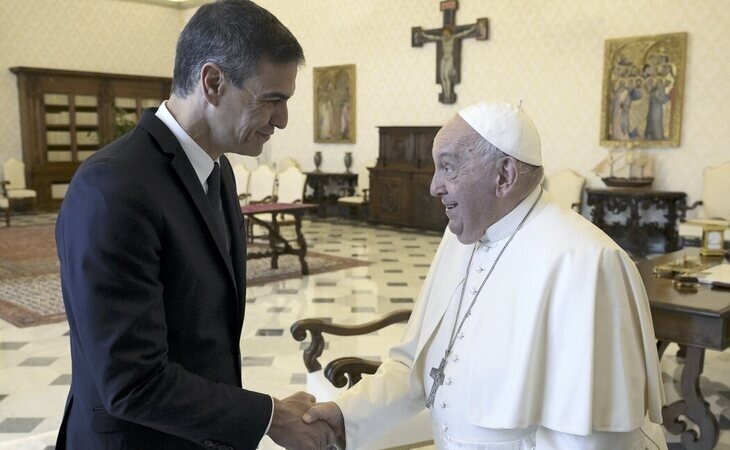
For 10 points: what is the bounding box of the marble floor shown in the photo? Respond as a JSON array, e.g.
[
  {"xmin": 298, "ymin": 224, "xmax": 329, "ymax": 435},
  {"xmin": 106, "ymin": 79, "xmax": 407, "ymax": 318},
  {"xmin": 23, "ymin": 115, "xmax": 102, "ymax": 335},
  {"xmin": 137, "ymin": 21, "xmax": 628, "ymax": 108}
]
[{"xmin": 0, "ymin": 216, "xmax": 728, "ymax": 449}]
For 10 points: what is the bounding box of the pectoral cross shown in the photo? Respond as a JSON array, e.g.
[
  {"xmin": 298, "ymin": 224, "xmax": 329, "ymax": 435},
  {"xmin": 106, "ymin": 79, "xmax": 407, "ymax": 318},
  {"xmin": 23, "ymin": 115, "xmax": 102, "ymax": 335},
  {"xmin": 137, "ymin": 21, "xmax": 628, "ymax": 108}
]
[
  {"xmin": 411, "ymin": 0, "xmax": 489, "ymax": 104},
  {"xmin": 426, "ymin": 351, "xmax": 449, "ymax": 408}
]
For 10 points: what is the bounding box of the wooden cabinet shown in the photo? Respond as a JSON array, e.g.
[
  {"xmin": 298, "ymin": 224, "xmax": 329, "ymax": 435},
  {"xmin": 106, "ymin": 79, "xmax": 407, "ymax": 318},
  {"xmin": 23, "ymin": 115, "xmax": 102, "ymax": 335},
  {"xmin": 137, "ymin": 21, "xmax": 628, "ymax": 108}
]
[
  {"xmin": 11, "ymin": 67, "xmax": 171, "ymax": 209},
  {"xmin": 369, "ymin": 126, "xmax": 447, "ymax": 231}
]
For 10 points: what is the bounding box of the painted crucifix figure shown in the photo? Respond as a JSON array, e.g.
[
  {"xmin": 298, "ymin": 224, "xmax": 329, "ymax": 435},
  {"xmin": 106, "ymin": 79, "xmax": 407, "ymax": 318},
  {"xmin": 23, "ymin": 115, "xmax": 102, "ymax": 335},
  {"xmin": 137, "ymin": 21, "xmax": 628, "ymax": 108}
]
[{"xmin": 412, "ymin": 0, "xmax": 488, "ymax": 104}]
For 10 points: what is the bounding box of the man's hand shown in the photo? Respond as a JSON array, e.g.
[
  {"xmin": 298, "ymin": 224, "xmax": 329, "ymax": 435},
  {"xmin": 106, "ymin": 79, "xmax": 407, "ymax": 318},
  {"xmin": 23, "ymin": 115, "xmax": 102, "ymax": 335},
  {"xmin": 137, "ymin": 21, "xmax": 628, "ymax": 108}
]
[
  {"xmin": 303, "ymin": 402, "xmax": 345, "ymax": 449},
  {"xmin": 267, "ymin": 392, "xmax": 336, "ymax": 450}
]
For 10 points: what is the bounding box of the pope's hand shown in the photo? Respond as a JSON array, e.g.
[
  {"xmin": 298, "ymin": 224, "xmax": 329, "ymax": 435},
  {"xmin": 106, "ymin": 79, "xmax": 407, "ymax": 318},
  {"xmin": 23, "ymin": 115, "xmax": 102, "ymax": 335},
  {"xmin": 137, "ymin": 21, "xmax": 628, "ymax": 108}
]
[
  {"xmin": 303, "ymin": 402, "xmax": 345, "ymax": 449},
  {"xmin": 267, "ymin": 392, "xmax": 336, "ymax": 450}
]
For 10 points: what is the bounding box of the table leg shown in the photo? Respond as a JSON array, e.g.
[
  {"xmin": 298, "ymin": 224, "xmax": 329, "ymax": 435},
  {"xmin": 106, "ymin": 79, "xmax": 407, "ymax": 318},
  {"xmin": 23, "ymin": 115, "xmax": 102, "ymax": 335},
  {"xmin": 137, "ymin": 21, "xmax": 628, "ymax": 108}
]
[
  {"xmin": 270, "ymin": 213, "xmax": 280, "ymax": 270},
  {"xmin": 294, "ymin": 213, "xmax": 309, "ymax": 275},
  {"xmin": 662, "ymin": 345, "xmax": 719, "ymax": 450}
]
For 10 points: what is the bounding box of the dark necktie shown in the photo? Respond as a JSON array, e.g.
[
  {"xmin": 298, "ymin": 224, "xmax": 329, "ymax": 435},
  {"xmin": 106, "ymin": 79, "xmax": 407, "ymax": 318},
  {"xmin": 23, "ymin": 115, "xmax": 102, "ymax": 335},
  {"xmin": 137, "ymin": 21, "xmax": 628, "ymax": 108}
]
[{"xmin": 206, "ymin": 162, "xmax": 229, "ymax": 253}]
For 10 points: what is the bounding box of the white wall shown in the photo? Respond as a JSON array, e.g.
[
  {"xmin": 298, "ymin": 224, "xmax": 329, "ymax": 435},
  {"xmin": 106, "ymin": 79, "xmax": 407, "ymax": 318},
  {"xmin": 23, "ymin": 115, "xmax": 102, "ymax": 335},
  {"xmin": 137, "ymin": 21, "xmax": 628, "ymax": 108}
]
[
  {"xmin": 0, "ymin": 0, "xmax": 183, "ymax": 168},
  {"xmin": 2, "ymin": 0, "xmax": 729, "ymax": 203},
  {"xmin": 254, "ymin": 0, "xmax": 730, "ymax": 202}
]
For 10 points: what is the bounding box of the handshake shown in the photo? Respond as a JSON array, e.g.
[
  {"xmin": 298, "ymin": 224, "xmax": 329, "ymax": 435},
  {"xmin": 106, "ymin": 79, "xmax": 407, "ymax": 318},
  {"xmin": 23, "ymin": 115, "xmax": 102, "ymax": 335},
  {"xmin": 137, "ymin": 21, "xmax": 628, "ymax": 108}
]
[{"xmin": 266, "ymin": 391, "xmax": 345, "ymax": 450}]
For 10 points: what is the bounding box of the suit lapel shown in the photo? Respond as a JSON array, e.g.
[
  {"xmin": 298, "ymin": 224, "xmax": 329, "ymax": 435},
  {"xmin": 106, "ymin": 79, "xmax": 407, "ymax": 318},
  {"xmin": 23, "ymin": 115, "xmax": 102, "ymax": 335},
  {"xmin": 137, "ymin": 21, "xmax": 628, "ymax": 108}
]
[{"xmin": 139, "ymin": 109, "xmax": 237, "ymax": 291}]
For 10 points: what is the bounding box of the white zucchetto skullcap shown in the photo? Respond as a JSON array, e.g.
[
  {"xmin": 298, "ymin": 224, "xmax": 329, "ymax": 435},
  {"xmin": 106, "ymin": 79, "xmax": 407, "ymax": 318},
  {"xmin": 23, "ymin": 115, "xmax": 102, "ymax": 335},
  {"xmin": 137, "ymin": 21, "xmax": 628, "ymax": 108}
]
[{"xmin": 458, "ymin": 102, "xmax": 542, "ymax": 166}]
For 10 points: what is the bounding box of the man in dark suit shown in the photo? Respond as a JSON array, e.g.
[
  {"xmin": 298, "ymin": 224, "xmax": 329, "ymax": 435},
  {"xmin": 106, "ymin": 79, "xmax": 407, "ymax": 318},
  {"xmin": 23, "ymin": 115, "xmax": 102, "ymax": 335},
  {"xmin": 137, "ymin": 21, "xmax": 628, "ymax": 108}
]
[{"xmin": 55, "ymin": 1, "xmax": 334, "ymax": 449}]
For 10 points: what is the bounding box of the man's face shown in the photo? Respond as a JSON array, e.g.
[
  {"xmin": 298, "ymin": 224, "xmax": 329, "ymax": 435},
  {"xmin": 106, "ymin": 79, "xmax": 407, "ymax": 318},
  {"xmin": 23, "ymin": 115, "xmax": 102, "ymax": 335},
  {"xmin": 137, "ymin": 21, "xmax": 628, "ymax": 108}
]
[
  {"xmin": 430, "ymin": 116, "xmax": 500, "ymax": 244},
  {"xmin": 214, "ymin": 58, "xmax": 298, "ymax": 156}
]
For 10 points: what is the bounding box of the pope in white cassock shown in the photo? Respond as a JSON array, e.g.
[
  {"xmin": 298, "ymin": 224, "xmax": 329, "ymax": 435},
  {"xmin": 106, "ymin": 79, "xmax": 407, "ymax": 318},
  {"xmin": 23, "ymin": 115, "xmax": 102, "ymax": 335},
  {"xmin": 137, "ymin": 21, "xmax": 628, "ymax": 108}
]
[{"xmin": 304, "ymin": 102, "xmax": 667, "ymax": 450}]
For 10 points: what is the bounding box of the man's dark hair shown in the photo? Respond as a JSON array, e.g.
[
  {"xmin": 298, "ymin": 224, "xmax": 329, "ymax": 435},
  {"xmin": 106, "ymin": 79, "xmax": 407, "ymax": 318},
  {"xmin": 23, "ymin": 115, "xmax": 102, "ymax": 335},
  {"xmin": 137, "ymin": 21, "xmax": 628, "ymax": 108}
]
[{"xmin": 172, "ymin": 0, "xmax": 304, "ymax": 97}]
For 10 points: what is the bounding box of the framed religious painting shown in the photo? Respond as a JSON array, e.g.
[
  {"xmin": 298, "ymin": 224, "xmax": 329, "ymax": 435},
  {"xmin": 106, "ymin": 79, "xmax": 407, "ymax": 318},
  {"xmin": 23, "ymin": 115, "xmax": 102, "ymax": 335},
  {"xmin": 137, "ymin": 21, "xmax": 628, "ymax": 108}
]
[
  {"xmin": 599, "ymin": 32, "xmax": 687, "ymax": 148},
  {"xmin": 313, "ymin": 64, "xmax": 356, "ymax": 143}
]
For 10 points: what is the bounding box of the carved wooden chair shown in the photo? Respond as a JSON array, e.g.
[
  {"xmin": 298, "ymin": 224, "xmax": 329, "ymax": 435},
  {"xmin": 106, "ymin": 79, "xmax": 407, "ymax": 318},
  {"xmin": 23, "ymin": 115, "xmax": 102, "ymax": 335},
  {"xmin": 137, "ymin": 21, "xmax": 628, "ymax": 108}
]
[
  {"xmin": 678, "ymin": 161, "xmax": 730, "ymax": 246},
  {"xmin": 291, "ymin": 310, "xmax": 434, "ymax": 450},
  {"xmin": 338, "ymin": 160, "xmax": 376, "ymax": 220}
]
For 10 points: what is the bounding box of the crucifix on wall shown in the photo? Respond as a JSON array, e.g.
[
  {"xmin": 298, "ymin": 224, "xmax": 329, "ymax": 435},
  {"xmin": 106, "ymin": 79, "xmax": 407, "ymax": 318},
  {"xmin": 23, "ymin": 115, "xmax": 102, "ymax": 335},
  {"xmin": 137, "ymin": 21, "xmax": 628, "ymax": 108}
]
[{"xmin": 411, "ymin": 0, "xmax": 488, "ymax": 104}]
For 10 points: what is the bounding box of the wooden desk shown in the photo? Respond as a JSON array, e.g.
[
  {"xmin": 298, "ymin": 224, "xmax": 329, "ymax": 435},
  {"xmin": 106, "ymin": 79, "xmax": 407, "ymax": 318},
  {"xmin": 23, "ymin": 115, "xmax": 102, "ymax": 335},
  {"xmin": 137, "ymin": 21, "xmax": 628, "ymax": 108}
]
[
  {"xmin": 241, "ymin": 203, "xmax": 317, "ymax": 275},
  {"xmin": 585, "ymin": 188, "xmax": 686, "ymax": 257},
  {"xmin": 303, "ymin": 172, "xmax": 357, "ymax": 218},
  {"xmin": 637, "ymin": 249, "xmax": 730, "ymax": 449}
]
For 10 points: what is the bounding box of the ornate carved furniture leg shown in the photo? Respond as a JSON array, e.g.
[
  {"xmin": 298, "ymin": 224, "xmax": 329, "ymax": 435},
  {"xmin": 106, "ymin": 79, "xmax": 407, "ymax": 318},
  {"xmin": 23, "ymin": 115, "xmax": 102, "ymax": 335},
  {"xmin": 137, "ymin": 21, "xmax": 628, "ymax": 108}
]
[
  {"xmin": 270, "ymin": 212, "xmax": 280, "ymax": 270},
  {"xmin": 294, "ymin": 212, "xmax": 309, "ymax": 275},
  {"xmin": 662, "ymin": 345, "xmax": 719, "ymax": 450},
  {"xmin": 664, "ymin": 197, "xmax": 684, "ymax": 252}
]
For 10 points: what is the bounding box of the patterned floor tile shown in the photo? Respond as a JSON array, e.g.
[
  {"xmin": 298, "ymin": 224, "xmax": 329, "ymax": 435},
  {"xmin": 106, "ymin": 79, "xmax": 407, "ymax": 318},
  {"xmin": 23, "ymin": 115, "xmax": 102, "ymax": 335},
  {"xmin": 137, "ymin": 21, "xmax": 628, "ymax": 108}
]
[
  {"xmin": 242, "ymin": 357, "xmax": 274, "ymax": 367},
  {"xmin": 0, "ymin": 342, "xmax": 28, "ymax": 350},
  {"xmin": 289, "ymin": 373, "xmax": 306, "ymax": 385},
  {"xmin": 0, "ymin": 418, "xmax": 44, "ymax": 433},
  {"xmin": 49, "ymin": 375, "xmax": 71, "ymax": 386},
  {"xmin": 18, "ymin": 357, "xmax": 57, "ymax": 367},
  {"xmin": 255, "ymin": 329, "xmax": 284, "ymax": 336}
]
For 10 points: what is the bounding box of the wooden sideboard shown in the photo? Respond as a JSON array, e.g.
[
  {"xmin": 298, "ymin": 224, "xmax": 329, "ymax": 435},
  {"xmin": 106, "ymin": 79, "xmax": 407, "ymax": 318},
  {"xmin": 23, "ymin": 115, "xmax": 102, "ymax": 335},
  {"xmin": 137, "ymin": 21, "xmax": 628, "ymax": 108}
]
[
  {"xmin": 303, "ymin": 171, "xmax": 357, "ymax": 218},
  {"xmin": 369, "ymin": 126, "xmax": 447, "ymax": 231},
  {"xmin": 585, "ymin": 187, "xmax": 687, "ymax": 257}
]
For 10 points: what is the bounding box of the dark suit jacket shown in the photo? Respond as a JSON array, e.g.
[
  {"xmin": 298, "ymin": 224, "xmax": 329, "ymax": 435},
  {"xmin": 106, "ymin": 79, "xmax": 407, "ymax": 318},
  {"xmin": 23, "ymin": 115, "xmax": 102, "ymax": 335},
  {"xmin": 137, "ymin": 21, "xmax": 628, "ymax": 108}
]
[{"xmin": 55, "ymin": 109, "xmax": 272, "ymax": 449}]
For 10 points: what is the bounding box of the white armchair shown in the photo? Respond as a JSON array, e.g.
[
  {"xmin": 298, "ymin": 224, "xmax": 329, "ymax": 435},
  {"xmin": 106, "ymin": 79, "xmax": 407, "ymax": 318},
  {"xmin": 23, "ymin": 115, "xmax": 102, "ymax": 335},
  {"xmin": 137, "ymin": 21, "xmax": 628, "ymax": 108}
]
[
  {"xmin": 679, "ymin": 161, "xmax": 730, "ymax": 246},
  {"xmin": 246, "ymin": 164, "xmax": 277, "ymax": 242},
  {"xmin": 544, "ymin": 169, "xmax": 585, "ymax": 212},
  {"xmin": 267, "ymin": 166, "xmax": 307, "ymax": 226},
  {"xmin": 247, "ymin": 164, "xmax": 276, "ymax": 204},
  {"xmin": 232, "ymin": 164, "xmax": 250, "ymax": 206},
  {"xmin": 276, "ymin": 157, "xmax": 300, "ymax": 173},
  {"xmin": 275, "ymin": 166, "xmax": 307, "ymax": 204},
  {"xmin": 2, "ymin": 158, "xmax": 37, "ymax": 213}
]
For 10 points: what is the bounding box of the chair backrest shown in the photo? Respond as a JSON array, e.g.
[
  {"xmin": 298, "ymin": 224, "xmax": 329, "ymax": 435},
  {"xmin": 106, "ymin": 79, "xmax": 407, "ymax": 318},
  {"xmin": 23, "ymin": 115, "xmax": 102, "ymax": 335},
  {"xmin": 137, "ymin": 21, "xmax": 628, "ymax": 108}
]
[
  {"xmin": 544, "ymin": 169, "xmax": 586, "ymax": 211},
  {"xmin": 231, "ymin": 164, "xmax": 250, "ymax": 198},
  {"xmin": 701, "ymin": 161, "xmax": 730, "ymax": 220},
  {"xmin": 357, "ymin": 160, "xmax": 377, "ymax": 196},
  {"xmin": 3, "ymin": 158, "xmax": 27, "ymax": 190},
  {"xmin": 277, "ymin": 157, "xmax": 300, "ymax": 173},
  {"xmin": 276, "ymin": 166, "xmax": 307, "ymax": 203},
  {"xmin": 248, "ymin": 164, "xmax": 276, "ymax": 202}
]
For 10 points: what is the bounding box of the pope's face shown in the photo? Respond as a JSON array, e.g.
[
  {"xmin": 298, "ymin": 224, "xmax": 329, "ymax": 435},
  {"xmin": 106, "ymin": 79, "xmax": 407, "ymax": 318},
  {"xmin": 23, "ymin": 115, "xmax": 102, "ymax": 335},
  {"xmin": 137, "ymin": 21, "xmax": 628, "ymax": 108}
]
[
  {"xmin": 430, "ymin": 116, "xmax": 500, "ymax": 244},
  {"xmin": 213, "ymin": 58, "xmax": 298, "ymax": 156}
]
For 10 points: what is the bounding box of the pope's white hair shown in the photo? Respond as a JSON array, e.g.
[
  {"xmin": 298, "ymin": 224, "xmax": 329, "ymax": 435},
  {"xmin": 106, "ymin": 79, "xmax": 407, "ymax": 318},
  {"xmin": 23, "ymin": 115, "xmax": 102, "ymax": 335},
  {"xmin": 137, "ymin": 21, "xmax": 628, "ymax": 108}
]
[{"xmin": 474, "ymin": 136, "xmax": 544, "ymax": 189}]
